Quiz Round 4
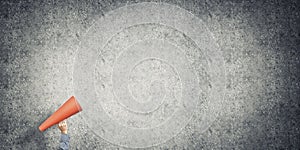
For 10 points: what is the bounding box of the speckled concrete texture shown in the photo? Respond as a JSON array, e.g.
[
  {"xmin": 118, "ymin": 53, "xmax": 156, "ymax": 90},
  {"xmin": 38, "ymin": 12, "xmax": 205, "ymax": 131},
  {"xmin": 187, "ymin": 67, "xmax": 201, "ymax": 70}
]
[{"xmin": 0, "ymin": 0, "xmax": 299, "ymax": 149}]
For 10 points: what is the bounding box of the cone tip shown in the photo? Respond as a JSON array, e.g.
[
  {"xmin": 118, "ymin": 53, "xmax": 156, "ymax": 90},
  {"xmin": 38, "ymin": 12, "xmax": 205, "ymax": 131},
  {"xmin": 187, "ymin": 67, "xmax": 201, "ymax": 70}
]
[{"xmin": 38, "ymin": 126, "xmax": 44, "ymax": 132}]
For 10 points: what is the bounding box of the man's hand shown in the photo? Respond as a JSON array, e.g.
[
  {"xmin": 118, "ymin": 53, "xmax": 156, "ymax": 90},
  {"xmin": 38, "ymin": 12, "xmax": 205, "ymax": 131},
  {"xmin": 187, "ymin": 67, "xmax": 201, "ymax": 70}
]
[{"xmin": 58, "ymin": 120, "xmax": 68, "ymax": 134}]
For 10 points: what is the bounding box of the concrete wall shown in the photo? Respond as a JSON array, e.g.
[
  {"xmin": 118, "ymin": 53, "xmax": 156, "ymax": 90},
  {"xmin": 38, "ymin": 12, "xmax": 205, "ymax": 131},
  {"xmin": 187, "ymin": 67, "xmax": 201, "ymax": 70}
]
[{"xmin": 0, "ymin": 0, "xmax": 299, "ymax": 149}]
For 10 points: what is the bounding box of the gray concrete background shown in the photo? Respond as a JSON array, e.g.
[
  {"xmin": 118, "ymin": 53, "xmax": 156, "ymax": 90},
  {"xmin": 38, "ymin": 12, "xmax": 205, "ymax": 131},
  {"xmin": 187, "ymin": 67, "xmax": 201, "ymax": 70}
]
[{"xmin": 0, "ymin": 0, "xmax": 299, "ymax": 149}]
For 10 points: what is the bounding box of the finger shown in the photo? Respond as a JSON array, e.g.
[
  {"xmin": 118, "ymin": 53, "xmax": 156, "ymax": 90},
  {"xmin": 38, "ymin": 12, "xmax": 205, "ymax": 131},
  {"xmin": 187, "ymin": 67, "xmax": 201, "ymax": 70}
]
[
  {"xmin": 58, "ymin": 121, "xmax": 64, "ymax": 127},
  {"xmin": 63, "ymin": 120, "xmax": 67, "ymax": 126}
]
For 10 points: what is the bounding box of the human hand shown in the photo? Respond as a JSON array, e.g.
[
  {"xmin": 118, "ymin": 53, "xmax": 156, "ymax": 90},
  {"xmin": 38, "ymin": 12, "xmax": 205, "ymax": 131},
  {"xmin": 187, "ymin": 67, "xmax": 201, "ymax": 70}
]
[{"xmin": 58, "ymin": 120, "xmax": 68, "ymax": 134}]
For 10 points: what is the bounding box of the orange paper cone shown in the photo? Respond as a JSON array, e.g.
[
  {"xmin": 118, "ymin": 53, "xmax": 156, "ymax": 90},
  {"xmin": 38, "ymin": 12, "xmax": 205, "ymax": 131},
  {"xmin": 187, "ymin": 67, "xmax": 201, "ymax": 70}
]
[{"xmin": 39, "ymin": 96, "xmax": 82, "ymax": 132}]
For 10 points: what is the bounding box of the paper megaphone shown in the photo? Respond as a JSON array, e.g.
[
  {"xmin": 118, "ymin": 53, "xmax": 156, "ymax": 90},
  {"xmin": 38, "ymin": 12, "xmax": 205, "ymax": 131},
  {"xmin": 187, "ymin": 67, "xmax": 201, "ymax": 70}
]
[{"xmin": 39, "ymin": 96, "xmax": 82, "ymax": 132}]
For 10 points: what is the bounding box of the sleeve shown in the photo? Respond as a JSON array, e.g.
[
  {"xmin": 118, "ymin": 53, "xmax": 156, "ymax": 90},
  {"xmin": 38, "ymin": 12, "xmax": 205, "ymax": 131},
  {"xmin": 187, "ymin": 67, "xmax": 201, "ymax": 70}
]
[{"xmin": 59, "ymin": 133, "xmax": 70, "ymax": 150}]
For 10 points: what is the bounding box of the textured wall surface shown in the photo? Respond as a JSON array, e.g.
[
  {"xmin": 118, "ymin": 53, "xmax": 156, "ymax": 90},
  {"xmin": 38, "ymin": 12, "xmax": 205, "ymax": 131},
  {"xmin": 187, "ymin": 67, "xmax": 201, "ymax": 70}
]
[{"xmin": 0, "ymin": 0, "xmax": 299, "ymax": 149}]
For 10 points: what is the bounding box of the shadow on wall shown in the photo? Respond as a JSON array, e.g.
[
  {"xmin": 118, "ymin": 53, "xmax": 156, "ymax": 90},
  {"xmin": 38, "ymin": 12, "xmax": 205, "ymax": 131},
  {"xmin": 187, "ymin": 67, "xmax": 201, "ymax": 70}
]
[
  {"xmin": 14, "ymin": 127, "xmax": 48, "ymax": 149},
  {"xmin": 13, "ymin": 111, "xmax": 54, "ymax": 149},
  {"xmin": 0, "ymin": 106, "xmax": 55, "ymax": 149}
]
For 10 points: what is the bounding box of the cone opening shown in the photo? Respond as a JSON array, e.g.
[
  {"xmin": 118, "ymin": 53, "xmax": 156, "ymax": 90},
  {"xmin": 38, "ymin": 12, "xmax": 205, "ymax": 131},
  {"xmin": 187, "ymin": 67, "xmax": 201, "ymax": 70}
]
[{"xmin": 73, "ymin": 96, "xmax": 83, "ymax": 112}]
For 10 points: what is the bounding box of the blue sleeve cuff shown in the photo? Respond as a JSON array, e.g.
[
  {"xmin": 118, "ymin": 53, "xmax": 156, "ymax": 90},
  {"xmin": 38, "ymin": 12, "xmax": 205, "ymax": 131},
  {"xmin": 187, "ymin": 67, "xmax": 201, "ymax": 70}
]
[
  {"xmin": 60, "ymin": 134, "xmax": 70, "ymax": 142},
  {"xmin": 59, "ymin": 134, "xmax": 70, "ymax": 150}
]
